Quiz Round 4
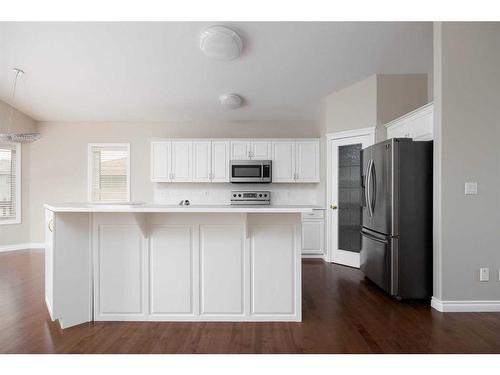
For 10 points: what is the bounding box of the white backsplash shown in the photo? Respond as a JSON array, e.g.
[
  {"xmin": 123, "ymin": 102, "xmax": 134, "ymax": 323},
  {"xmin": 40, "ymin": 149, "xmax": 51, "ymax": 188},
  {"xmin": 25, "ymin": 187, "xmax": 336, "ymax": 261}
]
[{"xmin": 154, "ymin": 183, "xmax": 323, "ymax": 206}]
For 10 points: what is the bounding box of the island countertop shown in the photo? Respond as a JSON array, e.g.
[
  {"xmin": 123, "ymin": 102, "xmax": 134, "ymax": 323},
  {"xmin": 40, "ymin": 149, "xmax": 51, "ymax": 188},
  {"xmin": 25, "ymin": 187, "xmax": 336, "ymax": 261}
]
[{"xmin": 44, "ymin": 202, "xmax": 324, "ymax": 213}]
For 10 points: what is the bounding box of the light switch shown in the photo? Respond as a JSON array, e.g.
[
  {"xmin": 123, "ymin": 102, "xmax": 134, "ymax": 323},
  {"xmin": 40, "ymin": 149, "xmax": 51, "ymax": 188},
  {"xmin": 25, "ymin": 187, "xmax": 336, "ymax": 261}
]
[
  {"xmin": 480, "ymin": 267, "xmax": 489, "ymax": 282},
  {"xmin": 464, "ymin": 182, "xmax": 478, "ymax": 195}
]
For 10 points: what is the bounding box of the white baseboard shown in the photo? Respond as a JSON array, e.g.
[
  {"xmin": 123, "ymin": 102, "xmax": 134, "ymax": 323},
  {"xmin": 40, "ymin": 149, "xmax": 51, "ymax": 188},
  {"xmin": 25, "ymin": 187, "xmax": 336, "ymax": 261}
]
[
  {"xmin": 0, "ymin": 242, "xmax": 45, "ymax": 252},
  {"xmin": 302, "ymin": 253, "xmax": 325, "ymax": 260},
  {"xmin": 331, "ymin": 249, "xmax": 360, "ymax": 268},
  {"xmin": 431, "ymin": 297, "xmax": 500, "ymax": 312}
]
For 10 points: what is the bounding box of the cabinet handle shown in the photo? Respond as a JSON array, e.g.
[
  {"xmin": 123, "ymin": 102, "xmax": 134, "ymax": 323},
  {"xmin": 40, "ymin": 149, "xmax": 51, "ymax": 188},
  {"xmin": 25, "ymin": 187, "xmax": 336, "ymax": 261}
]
[
  {"xmin": 330, "ymin": 204, "xmax": 338, "ymax": 210},
  {"xmin": 48, "ymin": 219, "xmax": 54, "ymax": 232}
]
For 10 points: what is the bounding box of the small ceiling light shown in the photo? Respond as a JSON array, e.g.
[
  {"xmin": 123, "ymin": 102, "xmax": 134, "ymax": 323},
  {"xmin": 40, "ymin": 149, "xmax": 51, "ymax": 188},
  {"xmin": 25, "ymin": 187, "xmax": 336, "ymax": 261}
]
[
  {"xmin": 219, "ymin": 94, "xmax": 243, "ymax": 110},
  {"xmin": 200, "ymin": 26, "xmax": 243, "ymax": 60}
]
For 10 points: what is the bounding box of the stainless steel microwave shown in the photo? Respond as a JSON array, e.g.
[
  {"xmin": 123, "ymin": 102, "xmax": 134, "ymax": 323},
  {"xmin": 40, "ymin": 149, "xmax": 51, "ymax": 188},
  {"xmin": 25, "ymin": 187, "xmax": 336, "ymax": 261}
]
[{"xmin": 230, "ymin": 160, "xmax": 272, "ymax": 183}]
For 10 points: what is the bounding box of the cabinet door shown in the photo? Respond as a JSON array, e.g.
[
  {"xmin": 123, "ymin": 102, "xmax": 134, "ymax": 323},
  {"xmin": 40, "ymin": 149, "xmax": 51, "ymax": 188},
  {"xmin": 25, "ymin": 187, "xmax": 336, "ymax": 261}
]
[
  {"xmin": 171, "ymin": 141, "xmax": 193, "ymax": 182},
  {"xmin": 296, "ymin": 140, "xmax": 320, "ymax": 182},
  {"xmin": 407, "ymin": 106, "xmax": 433, "ymax": 141},
  {"xmin": 301, "ymin": 220, "xmax": 324, "ymax": 255},
  {"xmin": 211, "ymin": 140, "xmax": 230, "ymax": 183},
  {"xmin": 192, "ymin": 141, "xmax": 211, "ymax": 182},
  {"xmin": 272, "ymin": 141, "xmax": 296, "ymax": 183},
  {"xmin": 386, "ymin": 121, "xmax": 408, "ymax": 139},
  {"xmin": 251, "ymin": 140, "xmax": 272, "ymax": 160},
  {"xmin": 231, "ymin": 140, "xmax": 251, "ymax": 160},
  {"xmin": 151, "ymin": 141, "xmax": 171, "ymax": 181}
]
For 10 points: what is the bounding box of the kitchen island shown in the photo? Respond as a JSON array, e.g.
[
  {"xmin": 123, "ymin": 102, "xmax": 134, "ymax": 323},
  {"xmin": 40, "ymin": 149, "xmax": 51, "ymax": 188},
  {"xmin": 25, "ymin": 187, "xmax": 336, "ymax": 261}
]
[{"xmin": 44, "ymin": 203, "xmax": 321, "ymax": 328}]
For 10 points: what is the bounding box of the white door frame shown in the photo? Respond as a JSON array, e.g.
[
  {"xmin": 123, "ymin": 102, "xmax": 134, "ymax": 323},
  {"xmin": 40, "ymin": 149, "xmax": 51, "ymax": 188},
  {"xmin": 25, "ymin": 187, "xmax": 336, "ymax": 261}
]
[{"xmin": 325, "ymin": 127, "xmax": 376, "ymax": 266}]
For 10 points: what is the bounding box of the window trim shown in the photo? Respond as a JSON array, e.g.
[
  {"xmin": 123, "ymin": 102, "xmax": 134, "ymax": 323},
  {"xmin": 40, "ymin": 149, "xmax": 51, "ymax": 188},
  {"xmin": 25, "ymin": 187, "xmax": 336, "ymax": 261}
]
[
  {"xmin": 87, "ymin": 143, "xmax": 131, "ymax": 203},
  {"xmin": 0, "ymin": 142, "xmax": 21, "ymax": 225}
]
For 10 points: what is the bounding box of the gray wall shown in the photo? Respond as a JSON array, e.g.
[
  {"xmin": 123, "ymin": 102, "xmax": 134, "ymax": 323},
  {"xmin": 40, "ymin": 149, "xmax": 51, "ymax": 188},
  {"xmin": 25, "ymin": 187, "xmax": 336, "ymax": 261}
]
[
  {"xmin": 434, "ymin": 22, "xmax": 500, "ymax": 301},
  {"xmin": 0, "ymin": 99, "xmax": 36, "ymax": 246}
]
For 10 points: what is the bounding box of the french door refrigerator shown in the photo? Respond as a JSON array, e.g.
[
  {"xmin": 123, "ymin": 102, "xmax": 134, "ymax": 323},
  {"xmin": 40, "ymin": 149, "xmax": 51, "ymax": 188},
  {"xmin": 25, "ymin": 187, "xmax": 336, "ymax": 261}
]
[{"xmin": 360, "ymin": 138, "xmax": 433, "ymax": 299}]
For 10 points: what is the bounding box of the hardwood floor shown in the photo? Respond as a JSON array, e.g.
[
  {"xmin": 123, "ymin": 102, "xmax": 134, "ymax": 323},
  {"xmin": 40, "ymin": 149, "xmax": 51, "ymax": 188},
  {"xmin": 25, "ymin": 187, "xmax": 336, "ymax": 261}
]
[{"xmin": 1, "ymin": 249, "xmax": 499, "ymax": 353}]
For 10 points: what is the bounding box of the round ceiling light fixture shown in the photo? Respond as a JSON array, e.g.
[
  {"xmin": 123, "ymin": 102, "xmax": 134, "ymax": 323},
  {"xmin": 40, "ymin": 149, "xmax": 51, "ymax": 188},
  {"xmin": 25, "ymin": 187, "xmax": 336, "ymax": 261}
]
[
  {"xmin": 200, "ymin": 26, "xmax": 243, "ymax": 60},
  {"xmin": 219, "ymin": 93, "xmax": 243, "ymax": 110}
]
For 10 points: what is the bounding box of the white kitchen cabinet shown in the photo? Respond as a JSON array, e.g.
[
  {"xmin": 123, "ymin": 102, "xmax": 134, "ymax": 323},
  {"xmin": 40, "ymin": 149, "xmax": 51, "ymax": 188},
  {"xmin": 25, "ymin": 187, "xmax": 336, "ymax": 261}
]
[
  {"xmin": 231, "ymin": 140, "xmax": 271, "ymax": 160},
  {"xmin": 152, "ymin": 138, "xmax": 320, "ymax": 184},
  {"xmin": 151, "ymin": 141, "xmax": 171, "ymax": 181},
  {"xmin": 171, "ymin": 141, "xmax": 193, "ymax": 182},
  {"xmin": 231, "ymin": 140, "xmax": 251, "ymax": 160},
  {"xmin": 272, "ymin": 141, "xmax": 296, "ymax": 182},
  {"xmin": 250, "ymin": 140, "xmax": 272, "ymax": 160},
  {"xmin": 211, "ymin": 140, "xmax": 230, "ymax": 182},
  {"xmin": 193, "ymin": 141, "xmax": 211, "ymax": 182},
  {"xmin": 385, "ymin": 103, "xmax": 434, "ymax": 141},
  {"xmin": 296, "ymin": 140, "xmax": 320, "ymax": 182},
  {"xmin": 272, "ymin": 139, "xmax": 320, "ymax": 183},
  {"xmin": 301, "ymin": 209, "xmax": 325, "ymax": 257}
]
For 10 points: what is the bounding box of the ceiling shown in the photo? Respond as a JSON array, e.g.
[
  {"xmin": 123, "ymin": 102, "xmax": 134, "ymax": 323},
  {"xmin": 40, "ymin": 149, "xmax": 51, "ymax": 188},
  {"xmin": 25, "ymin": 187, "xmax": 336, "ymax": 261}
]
[{"xmin": 0, "ymin": 22, "xmax": 433, "ymax": 123}]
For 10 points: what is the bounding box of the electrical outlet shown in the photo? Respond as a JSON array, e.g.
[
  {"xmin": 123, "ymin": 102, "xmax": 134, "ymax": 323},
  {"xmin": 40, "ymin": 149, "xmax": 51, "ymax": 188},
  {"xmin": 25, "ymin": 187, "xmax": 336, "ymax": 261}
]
[{"xmin": 479, "ymin": 267, "xmax": 489, "ymax": 282}]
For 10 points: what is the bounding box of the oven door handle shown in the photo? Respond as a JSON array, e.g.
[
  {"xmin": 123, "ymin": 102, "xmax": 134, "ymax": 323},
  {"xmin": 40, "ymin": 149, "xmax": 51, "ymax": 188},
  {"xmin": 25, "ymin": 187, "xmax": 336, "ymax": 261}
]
[{"xmin": 261, "ymin": 162, "xmax": 264, "ymax": 181}]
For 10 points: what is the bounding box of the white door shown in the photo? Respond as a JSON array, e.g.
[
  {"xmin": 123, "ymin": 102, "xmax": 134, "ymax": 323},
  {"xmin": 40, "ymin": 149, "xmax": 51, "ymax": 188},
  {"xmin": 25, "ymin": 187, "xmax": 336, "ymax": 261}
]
[
  {"xmin": 171, "ymin": 141, "xmax": 193, "ymax": 182},
  {"xmin": 295, "ymin": 140, "xmax": 320, "ymax": 182},
  {"xmin": 231, "ymin": 140, "xmax": 251, "ymax": 160},
  {"xmin": 329, "ymin": 133, "xmax": 373, "ymax": 267},
  {"xmin": 45, "ymin": 209, "xmax": 55, "ymax": 319},
  {"xmin": 151, "ymin": 141, "xmax": 171, "ymax": 181},
  {"xmin": 211, "ymin": 140, "xmax": 230, "ymax": 182},
  {"xmin": 272, "ymin": 141, "xmax": 296, "ymax": 182},
  {"xmin": 251, "ymin": 140, "xmax": 272, "ymax": 160},
  {"xmin": 192, "ymin": 141, "xmax": 211, "ymax": 182}
]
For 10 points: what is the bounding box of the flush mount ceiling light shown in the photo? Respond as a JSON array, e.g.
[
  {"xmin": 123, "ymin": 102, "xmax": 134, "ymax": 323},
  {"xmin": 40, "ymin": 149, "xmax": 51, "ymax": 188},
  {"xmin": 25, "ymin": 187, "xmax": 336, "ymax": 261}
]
[
  {"xmin": 219, "ymin": 94, "xmax": 243, "ymax": 110},
  {"xmin": 200, "ymin": 26, "xmax": 243, "ymax": 60},
  {"xmin": 0, "ymin": 68, "xmax": 41, "ymax": 143}
]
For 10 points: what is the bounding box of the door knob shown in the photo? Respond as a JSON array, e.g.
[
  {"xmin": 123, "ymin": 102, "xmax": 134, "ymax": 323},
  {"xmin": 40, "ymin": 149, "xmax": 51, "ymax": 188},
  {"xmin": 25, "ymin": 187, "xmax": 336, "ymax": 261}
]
[{"xmin": 330, "ymin": 204, "xmax": 338, "ymax": 210}]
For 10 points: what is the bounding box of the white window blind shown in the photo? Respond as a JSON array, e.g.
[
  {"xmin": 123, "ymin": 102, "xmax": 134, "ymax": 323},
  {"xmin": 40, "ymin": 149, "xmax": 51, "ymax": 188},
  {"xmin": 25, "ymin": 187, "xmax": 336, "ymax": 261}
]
[
  {"xmin": 0, "ymin": 143, "xmax": 20, "ymax": 223},
  {"xmin": 88, "ymin": 144, "xmax": 130, "ymax": 202}
]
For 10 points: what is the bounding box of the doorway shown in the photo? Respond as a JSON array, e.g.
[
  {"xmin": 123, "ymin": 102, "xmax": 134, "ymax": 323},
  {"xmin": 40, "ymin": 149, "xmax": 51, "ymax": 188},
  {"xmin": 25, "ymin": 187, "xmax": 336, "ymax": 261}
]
[{"xmin": 326, "ymin": 128, "xmax": 375, "ymax": 267}]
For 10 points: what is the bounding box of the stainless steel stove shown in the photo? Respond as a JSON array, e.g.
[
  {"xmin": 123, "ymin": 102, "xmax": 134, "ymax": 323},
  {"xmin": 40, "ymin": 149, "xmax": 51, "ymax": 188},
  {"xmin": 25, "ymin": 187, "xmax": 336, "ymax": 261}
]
[{"xmin": 230, "ymin": 191, "xmax": 271, "ymax": 205}]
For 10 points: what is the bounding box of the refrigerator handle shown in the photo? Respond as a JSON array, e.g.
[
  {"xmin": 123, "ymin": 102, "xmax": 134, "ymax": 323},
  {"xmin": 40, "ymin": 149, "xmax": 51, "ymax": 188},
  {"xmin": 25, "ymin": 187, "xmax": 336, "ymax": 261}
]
[
  {"xmin": 366, "ymin": 159, "xmax": 373, "ymax": 217},
  {"xmin": 370, "ymin": 160, "xmax": 376, "ymax": 215},
  {"xmin": 361, "ymin": 230, "xmax": 389, "ymax": 244}
]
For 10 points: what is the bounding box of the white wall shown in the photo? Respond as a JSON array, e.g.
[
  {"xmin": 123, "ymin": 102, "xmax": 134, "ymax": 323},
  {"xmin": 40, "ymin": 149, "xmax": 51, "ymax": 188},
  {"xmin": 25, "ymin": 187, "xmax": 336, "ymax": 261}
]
[
  {"xmin": 433, "ymin": 22, "xmax": 500, "ymax": 301},
  {"xmin": 0, "ymin": 99, "xmax": 36, "ymax": 246},
  {"xmin": 28, "ymin": 120, "xmax": 323, "ymax": 242}
]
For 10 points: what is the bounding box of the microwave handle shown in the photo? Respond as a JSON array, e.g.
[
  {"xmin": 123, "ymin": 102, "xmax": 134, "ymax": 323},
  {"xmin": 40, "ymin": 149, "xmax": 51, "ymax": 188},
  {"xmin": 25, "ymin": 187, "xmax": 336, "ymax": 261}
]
[{"xmin": 261, "ymin": 162, "xmax": 264, "ymax": 181}]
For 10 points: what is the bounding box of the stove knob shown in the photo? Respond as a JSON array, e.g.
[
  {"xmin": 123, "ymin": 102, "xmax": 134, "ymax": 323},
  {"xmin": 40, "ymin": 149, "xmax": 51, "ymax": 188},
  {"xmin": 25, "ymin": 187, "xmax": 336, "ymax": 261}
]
[
  {"xmin": 233, "ymin": 194, "xmax": 237, "ymax": 197},
  {"xmin": 238, "ymin": 194, "xmax": 242, "ymax": 197},
  {"xmin": 264, "ymin": 194, "xmax": 268, "ymax": 197},
  {"xmin": 259, "ymin": 194, "xmax": 263, "ymax": 197}
]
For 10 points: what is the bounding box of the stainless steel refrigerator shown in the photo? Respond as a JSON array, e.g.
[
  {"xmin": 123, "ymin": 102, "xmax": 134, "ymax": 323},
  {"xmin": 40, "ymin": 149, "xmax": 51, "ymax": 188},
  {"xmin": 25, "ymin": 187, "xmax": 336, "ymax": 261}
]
[{"xmin": 360, "ymin": 138, "xmax": 433, "ymax": 299}]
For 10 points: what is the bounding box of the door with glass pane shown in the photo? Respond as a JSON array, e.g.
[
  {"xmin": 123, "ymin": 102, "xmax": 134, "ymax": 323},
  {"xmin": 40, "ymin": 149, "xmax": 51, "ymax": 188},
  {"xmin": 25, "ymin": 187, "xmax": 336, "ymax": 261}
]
[{"xmin": 329, "ymin": 134, "xmax": 373, "ymax": 267}]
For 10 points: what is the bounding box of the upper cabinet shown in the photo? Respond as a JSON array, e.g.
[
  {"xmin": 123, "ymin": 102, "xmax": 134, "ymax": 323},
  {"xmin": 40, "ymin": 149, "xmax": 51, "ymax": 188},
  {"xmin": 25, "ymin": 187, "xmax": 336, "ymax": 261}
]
[
  {"xmin": 151, "ymin": 140, "xmax": 193, "ymax": 182},
  {"xmin": 385, "ymin": 103, "xmax": 434, "ymax": 141},
  {"xmin": 231, "ymin": 140, "xmax": 271, "ymax": 160},
  {"xmin": 272, "ymin": 139, "xmax": 320, "ymax": 183},
  {"xmin": 152, "ymin": 138, "xmax": 319, "ymax": 184}
]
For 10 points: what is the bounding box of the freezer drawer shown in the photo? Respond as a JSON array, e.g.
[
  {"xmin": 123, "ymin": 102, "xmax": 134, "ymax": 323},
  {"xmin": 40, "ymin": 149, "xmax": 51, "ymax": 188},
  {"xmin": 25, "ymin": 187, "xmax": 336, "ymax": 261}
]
[{"xmin": 360, "ymin": 229, "xmax": 392, "ymax": 294}]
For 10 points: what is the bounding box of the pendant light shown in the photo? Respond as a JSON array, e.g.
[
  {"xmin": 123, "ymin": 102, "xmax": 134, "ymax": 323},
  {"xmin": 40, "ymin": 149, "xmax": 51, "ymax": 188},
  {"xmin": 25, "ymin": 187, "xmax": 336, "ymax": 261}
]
[{"xmin": 0, "ymin": 68, "xmax": 41, "ymax": 143}]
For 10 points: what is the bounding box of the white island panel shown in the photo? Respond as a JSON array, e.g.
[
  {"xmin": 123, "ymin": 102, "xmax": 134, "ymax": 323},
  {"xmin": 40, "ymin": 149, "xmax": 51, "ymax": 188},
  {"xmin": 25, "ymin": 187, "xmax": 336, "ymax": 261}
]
[
  {"xmin": 97, "ymin": 223, "xmax": 144, "ymax": 315},
  {"xmin": 200, "ymin": 225, "xmax": 245, "ymax": 315},
  {"xmin": 150, "ymin": 225, "xmax": 194, "ymax": 315},
  {"xmin": 251, "ymin": 225, "xmax": 296, "ymax": 315}
]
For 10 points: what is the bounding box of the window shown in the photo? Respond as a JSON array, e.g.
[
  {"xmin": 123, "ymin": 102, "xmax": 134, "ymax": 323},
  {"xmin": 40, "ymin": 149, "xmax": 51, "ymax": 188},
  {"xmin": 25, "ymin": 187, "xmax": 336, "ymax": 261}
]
[
  {"xmin": 88, "ymin": 143, "xmax": 130, "ymax": 203},
  {"xmin": 0, "ymin": 143, "xmax": 21, "ymax": 224}
]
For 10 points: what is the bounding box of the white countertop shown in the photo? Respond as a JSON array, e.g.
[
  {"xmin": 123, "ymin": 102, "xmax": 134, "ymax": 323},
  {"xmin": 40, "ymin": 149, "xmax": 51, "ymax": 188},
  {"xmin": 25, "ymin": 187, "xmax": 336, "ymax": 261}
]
[{"xmin": 44, "ymin": 202, "xmax": 325, "ymax": 213}]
